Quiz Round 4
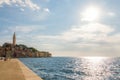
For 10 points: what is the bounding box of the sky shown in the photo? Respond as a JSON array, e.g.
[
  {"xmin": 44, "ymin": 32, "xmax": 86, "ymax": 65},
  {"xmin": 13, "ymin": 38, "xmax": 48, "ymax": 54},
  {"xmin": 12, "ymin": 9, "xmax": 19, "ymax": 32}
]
[{"xmin": 0, "ymin": 0, "xmax": 120, "ymax": 57}]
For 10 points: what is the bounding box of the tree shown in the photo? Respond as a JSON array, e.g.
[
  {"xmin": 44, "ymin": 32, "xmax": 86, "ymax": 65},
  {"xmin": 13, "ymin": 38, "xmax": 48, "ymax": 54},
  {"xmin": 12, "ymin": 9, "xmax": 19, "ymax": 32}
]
[{"xmin": 28, "ymin": 47, "xmax": 38, "ymax": 52}]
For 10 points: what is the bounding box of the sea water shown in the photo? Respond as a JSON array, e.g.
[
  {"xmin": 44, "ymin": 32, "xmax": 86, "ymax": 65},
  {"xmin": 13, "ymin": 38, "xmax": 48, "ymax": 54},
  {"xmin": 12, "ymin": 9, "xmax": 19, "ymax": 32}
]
[{"xmin": 19, "ymin": 57, "xmax": 120, "ymax": 80}]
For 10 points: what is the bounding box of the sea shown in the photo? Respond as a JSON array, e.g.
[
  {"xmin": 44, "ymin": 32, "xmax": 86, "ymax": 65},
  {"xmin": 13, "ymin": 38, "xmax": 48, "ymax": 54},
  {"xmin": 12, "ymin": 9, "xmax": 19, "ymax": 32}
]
[{"xmin": 19, "ymin": 57, "xmax": 120, "ymax": 80}]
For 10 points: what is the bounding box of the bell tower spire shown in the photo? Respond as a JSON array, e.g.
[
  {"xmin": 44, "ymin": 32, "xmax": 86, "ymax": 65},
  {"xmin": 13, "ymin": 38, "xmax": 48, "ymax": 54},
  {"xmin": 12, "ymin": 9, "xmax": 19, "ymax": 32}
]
[{"xmin": 13, "ymin": 32, "xmax": 16, "ymax": 46}]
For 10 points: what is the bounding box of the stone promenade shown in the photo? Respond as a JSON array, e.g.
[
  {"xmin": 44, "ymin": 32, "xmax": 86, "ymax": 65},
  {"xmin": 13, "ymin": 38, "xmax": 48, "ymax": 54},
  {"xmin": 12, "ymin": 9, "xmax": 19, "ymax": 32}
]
[{"xmin": 0, "ymin": 59, "xmax": 43, "ymax": 80}]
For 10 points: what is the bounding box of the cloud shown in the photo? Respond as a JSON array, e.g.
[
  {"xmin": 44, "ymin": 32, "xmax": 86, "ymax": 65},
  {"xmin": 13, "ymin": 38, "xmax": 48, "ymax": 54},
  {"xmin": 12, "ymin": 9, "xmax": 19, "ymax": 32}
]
[
  {"xmin": 34, "ymin": 23, "xmax": 119, "ymax": 44},
  {"xmin": 0, "ymin": 0, "xmax": 40, "ymax": 10},
  {"xmin": 108, "ymin": 12, "xmax": 115, "ymax": 16},
  {"xmin": 108, "ymin": 12, "xmax": 116, "ymax": 16},
  {"xmin": 0, "ymin": 0, "xmax": 50, "ymax": 22},
  {"xmin": 35, "ymin": 35, "xmax": 59, "ymax": 40},
  {"xmin": 43, "ymin": 8, "xmax": 50, "ymax": 13},
  {"xmin": 60, "ymin": 23, "xmax": 114, "ymax": 42},
  {"xmin": 59, "ymin": 23, "xmax": 120, "ymax": 56},
  {"xmin": 14, "ymin": 26, "xmax": 35, "ymax": 33},
  {"xmin": 20, "ymin": 8, "xmax": 24, "ymax": 11},
  {"xmin": 32, "ymin": 23, "xmax": 120, "ymax": 56},
  {"xmin": 25, "ymin": 0, "xmax": 40, "ymax": 10},
  {"xmin": 7, "ymin": 26, "xmax": 40, "ymax": 33}
]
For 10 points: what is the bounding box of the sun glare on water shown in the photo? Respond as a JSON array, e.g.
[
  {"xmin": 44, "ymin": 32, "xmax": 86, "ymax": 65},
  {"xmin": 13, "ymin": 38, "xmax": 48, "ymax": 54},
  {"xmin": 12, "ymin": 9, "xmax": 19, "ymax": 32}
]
[
  {"xmin": 81, "ymin": 6, "xmax": 101, "ymax": 22},
  {"xmin": 84, "ymin": 57, "xmax": 105, "ymax": 63}
]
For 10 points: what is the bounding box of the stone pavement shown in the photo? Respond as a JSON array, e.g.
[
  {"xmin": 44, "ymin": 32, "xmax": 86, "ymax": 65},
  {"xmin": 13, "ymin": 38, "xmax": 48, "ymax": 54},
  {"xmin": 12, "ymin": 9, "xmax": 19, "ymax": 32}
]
[{"xmin": 0, "ymin": 59, "xmax": 43, "ymax": 80}]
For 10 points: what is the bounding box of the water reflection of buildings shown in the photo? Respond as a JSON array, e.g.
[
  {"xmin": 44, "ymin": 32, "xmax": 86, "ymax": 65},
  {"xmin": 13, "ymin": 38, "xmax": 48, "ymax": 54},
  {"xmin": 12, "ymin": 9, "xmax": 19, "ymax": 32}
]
[{"xmin": 0, "ymin": 32, "xmax": 52, "ymax": 58}]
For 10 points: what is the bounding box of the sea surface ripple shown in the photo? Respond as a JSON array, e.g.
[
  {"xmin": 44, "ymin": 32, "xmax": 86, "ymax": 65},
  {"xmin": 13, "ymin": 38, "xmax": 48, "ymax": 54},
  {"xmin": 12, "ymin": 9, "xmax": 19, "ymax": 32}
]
[{"xmin": 19, "ymin": 57, "xmax": 120, "ymax": 80}]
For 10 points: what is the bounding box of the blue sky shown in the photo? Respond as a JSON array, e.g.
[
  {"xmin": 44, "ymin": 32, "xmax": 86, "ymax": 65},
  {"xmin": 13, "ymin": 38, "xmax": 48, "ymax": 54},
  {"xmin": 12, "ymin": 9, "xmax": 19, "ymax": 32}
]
[{"xmin": 0, "ymin": 0, "xmax": 120, "ymax": 57}]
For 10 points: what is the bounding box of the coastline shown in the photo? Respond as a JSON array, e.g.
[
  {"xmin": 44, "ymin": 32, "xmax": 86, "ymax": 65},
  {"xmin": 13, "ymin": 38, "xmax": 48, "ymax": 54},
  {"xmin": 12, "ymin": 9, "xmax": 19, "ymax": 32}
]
[{"xmin": 0, "ymin": 59, "xmax": 43, "ymax": 80}]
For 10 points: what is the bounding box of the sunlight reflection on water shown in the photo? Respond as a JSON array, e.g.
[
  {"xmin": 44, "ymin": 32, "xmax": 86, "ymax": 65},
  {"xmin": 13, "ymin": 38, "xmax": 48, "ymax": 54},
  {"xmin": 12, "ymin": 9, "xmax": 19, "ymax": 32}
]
[{"xmin": 81, "ymin": 57, "xmax": 111, "ymax": 80}]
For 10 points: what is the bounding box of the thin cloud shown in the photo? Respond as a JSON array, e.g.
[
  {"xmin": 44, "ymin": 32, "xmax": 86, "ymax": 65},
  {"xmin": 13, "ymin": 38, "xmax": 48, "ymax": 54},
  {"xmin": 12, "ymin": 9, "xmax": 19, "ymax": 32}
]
[
  {"xmin": 43, "ymin": 8, "xmax": 50, "ymax": 13},
  {"xmin": 25, "ymin": 0, "xmax": 40, "ymax": 10},
  {"xmin": 0, "ymin": 0, "xmax": 40, "ymax": 10},
  {"xmin": 108, "ymin": 12, "xmax": 116, "ymax": 16},
  {"xmin": 61, "ymin": 23, "xmax": 114, "ymax": 42},
  {"xmin": 34, "ymin": 23, "xmax": 119, "ymax": 44},
  {"xmin": 20, "ymin": 8, "xmax": 24, "ymax": 11},
  {"xmin": 5, "ymin": 25, "xmax": 47, "ymax": 34},
  {"xmin": 31, "ymin": 23, "xmax": 120, "ymax": 56}
]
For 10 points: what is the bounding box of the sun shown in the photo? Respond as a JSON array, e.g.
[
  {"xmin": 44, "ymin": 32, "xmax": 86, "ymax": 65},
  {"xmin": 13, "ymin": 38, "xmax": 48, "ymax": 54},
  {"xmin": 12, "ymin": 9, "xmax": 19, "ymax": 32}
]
[{"xmin": 81, "ymin": 6, "xmax": 101, "ymax": 22}]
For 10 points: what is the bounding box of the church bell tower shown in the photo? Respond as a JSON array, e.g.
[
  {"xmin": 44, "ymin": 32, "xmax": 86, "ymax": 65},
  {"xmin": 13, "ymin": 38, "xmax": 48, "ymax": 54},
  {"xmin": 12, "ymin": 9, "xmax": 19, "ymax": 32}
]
[{"xmin": 13, "ymin": 32, "xmax": 16, "ymax": 46}]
